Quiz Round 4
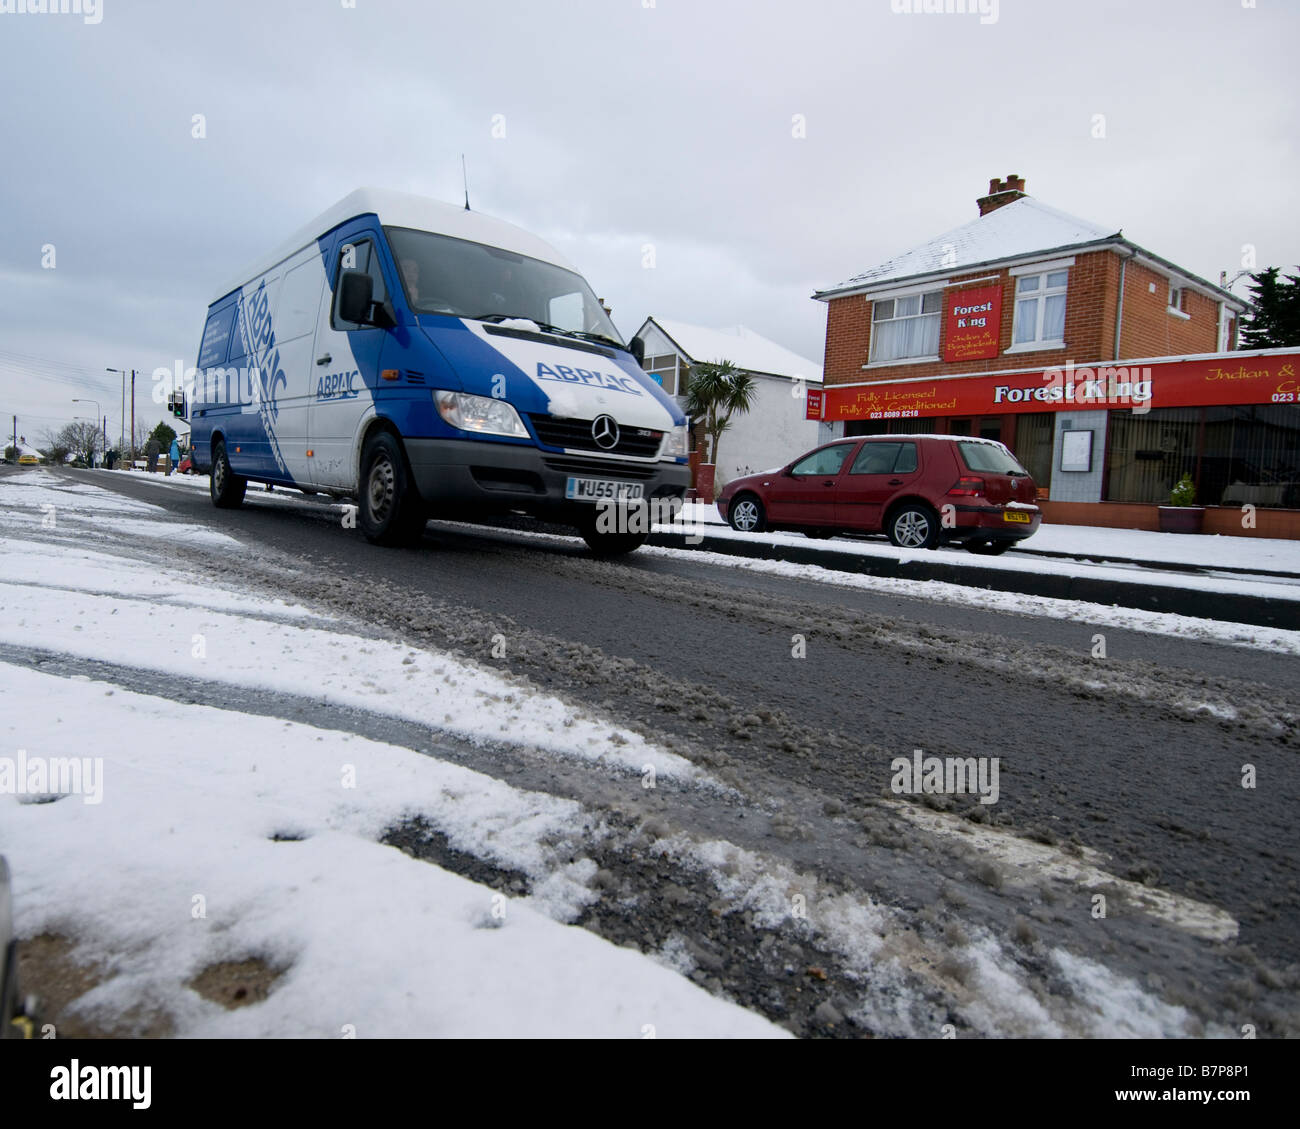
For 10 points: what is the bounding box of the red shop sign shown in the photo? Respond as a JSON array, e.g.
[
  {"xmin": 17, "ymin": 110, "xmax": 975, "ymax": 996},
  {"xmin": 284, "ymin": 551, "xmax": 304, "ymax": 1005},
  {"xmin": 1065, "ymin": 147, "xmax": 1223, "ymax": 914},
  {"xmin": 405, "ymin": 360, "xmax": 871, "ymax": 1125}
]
[{"xmin": 943, "ymin": 284, "xmax": 1002, "ymax": 363}]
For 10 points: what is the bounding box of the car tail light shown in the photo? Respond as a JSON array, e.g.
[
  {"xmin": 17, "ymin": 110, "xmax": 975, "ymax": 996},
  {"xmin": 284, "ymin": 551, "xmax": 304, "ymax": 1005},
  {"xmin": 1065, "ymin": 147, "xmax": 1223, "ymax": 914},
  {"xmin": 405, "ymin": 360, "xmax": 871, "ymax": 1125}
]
[{"xmin": 948, "ymin": 476, "xmax": 985, "ymax": 497}]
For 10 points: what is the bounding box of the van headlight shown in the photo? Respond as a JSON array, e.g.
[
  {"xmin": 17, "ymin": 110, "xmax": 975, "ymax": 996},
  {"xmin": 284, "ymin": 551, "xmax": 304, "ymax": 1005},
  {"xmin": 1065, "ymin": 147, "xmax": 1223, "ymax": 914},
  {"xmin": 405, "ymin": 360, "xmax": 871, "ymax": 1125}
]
[
  {"xmin": 660, "ymin": 422, "xmax": 689, "ymax": 460},
  {"xmin": 434, "ymin": 391, "xmax": 529, "ymax": 438}
]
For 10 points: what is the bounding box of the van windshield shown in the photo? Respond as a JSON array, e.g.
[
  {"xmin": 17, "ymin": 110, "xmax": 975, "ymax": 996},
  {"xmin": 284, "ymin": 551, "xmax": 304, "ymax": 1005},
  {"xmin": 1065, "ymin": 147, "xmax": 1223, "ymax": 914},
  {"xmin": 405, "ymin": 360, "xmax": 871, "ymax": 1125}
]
[{"xmin": 386, "ymin": 226, "xmax": 623, "ymax": 346}]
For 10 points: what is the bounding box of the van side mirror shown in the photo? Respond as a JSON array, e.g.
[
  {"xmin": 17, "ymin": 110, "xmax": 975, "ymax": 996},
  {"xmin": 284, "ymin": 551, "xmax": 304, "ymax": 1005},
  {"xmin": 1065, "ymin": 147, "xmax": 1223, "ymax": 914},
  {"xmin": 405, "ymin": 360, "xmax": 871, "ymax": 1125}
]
[
  {"xmin": 629, "ymin": 337, "xmax": 645, "ymax": 364},
  {"xmin": 338, "ymin": 270, "xmax": 375, "ymax": 324}
]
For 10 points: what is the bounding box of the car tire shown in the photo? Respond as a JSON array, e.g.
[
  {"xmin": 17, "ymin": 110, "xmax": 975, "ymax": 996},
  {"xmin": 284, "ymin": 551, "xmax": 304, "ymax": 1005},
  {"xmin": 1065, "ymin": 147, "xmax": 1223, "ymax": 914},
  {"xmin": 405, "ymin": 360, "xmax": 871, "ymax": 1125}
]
[
  {"xmin": 210, "ymin": 439, "xmax": 246, "ymax": 509},
  {"xmin": 967, "ymin": 539, "xmax": 1013, "ymax": 556},
  {"xmin": 728, "ymin": 493, "xmax": 766, "ymax": 533},
  {"xmin": 358, "ymin": 432, "xmax": 426, "ymax": 546},
  {"xmin": 886, "ymin": 502, "xmax": 939, "ymax": 549}
]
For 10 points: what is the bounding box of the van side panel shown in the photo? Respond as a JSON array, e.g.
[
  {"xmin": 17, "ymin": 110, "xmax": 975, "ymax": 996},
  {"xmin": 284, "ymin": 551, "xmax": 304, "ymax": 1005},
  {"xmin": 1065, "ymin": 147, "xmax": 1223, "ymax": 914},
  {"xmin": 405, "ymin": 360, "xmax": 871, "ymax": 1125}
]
[{"xmin": 191, "ymin": 239, "xmax": 333, "ymax": 487}]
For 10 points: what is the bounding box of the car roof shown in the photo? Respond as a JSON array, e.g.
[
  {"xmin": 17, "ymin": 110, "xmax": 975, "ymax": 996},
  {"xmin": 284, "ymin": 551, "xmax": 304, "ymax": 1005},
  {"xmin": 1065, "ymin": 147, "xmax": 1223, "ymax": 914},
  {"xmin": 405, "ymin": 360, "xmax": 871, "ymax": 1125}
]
[{"xmin": 826, "ymin": 434, "xmax": 1009, "ymax": 447}]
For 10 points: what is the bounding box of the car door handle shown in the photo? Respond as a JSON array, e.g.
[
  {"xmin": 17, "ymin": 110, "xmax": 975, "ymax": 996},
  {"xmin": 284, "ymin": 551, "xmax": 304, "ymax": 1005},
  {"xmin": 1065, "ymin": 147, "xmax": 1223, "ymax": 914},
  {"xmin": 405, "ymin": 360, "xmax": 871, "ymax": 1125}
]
[
  {"xmin": 316, "ymin": 354, "xmax": 332, "ymax": 366},
  {"xmin": 823, "ymin": 480, "xmax": 836, "ymax": 486},
  {"xmin": 888, "ymin": 478, "xmax": 903, "ymax": 485}
]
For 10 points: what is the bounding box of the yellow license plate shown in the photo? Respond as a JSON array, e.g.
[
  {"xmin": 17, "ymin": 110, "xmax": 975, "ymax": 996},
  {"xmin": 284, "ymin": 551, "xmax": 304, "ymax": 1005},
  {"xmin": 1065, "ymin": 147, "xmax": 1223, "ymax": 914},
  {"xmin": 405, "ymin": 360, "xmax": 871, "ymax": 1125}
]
[{"xmin": 1003, "ymin": 511, "xmax": 1031, "ymax": 523}]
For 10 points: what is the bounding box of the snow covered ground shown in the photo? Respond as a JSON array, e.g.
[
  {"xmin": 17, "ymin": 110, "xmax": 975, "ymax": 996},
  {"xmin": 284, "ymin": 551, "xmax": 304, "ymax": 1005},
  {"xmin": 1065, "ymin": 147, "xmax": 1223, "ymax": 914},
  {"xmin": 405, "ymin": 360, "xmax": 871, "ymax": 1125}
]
[
  {"xmin": 677, "ymin": 501, "xmax": 1300, "ymax": 573},
  {"xmin": 1, "ymin": 469, "xmax": 1284, "ymax": 1037},
  {"xmin": 0, "ymin": 471, "xmax": 778, "ymax": 1037}
]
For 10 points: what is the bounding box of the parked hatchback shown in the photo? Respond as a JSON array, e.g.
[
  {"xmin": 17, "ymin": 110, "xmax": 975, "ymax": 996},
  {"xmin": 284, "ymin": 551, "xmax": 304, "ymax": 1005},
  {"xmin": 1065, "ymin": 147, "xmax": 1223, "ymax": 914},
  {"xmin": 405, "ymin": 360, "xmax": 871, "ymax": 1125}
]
[{"xmin": 718, "ymin": 435, "xmax": 1041, "ymax": 554}]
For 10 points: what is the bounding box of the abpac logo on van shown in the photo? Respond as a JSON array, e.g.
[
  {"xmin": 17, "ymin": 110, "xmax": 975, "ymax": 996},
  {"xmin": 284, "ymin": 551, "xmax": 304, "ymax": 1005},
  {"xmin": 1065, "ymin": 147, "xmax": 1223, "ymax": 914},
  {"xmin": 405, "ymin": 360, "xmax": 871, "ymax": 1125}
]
[
  {"xmin": 236, "ymin": 279, "xmax": 289, "ymax": 475},
  {"xmin": 317, "ymin": 370, "xmax": 361, "ymax": 401},
  {"xmin": 236, "ymin": 281, "xmax": 288, "ymax": 415},
  {"xmin": 534, "ymin": 362, "xmax": 643, "ymax": 397}
]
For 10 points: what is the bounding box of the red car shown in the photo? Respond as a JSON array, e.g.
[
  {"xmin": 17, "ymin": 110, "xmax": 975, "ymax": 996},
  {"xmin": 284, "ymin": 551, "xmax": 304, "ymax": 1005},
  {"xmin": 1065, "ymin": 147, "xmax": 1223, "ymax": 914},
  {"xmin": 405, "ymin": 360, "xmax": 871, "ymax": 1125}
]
[{"xmin": 717, "ymin": 435, "xmax": 1041, "ymax": 554}]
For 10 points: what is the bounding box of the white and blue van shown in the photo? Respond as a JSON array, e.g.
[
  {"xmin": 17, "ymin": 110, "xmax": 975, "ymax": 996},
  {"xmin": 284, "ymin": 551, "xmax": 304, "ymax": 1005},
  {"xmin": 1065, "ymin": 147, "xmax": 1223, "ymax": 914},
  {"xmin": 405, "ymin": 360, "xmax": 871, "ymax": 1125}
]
[{"xmin": 188, "ymin": 188, "xmax": 690, "ymax": 553}]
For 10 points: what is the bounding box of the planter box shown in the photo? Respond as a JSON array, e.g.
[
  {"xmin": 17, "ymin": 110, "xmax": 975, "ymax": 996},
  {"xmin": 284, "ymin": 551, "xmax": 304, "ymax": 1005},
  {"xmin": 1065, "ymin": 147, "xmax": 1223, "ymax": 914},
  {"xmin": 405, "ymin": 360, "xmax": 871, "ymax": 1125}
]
[
  {"xmin": 695, "ymin": 463, "xmax": 716, "ymax": 502},
  {"xmin": 1157, "ymin": 506, "xmax": 1206, "ymax": 534}
]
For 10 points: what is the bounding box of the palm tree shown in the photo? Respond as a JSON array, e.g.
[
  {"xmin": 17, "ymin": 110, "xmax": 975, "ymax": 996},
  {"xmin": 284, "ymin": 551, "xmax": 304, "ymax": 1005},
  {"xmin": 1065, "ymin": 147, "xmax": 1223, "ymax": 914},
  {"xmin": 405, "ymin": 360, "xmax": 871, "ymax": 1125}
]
[{"xmin": 683, "ymin": 359, "xmax": 757, "ymax": 470}]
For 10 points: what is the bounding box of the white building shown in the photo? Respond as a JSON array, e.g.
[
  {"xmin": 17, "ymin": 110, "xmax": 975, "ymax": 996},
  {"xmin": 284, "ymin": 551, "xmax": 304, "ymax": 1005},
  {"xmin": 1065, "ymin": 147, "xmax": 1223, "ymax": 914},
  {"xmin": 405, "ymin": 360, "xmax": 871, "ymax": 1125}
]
[{"xmin": 631, "ymin": 317, "xmax": 824, "ymax": 488}]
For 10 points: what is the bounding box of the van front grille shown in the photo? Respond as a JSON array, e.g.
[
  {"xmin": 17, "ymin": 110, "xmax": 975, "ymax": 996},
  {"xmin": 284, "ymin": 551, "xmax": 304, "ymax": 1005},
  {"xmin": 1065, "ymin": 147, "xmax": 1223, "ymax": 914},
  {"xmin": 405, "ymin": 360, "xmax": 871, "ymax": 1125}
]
[{"xmin": 530, "ymin": 414, "xmax": 663, "ymax": 458}]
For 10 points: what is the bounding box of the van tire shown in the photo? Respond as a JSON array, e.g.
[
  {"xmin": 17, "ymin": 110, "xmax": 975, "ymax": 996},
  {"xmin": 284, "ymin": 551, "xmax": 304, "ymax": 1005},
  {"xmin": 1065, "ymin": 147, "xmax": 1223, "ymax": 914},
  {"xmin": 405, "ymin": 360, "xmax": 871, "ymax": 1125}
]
[
  {"xmin": 580, "ymin": 528, "xmax": 648, "ymax": 557},
  {"xmin": 210, "ymin": 439, "xmax": 246, "ymax": 509},
  {"xmin": 358, "ymin": 432, "xmax": 426, "ymax": 546},
  {"xmin": 885, "ymin": 502, "xmax": 939, "ymax": 549}
]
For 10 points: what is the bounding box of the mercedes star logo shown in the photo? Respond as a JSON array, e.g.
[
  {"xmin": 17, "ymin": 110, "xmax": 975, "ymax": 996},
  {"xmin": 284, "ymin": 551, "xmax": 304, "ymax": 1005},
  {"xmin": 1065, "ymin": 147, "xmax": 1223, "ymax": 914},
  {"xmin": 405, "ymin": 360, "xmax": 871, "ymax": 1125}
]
[{"xmin": 591, "ymin": 414, "xmax": 619, "ymax": 450}]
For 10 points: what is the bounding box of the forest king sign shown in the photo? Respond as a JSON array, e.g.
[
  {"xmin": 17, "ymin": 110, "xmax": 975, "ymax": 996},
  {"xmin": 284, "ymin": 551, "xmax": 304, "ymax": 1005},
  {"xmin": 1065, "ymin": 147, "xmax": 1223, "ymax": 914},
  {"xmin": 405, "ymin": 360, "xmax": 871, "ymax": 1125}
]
[
  {"xmin": 943, "ymin": 284, "xmax": 1001, "ymax": 362},
  {"xmin": 825, "ymin": 351, "xmax": 1300, "ymax": 422}
]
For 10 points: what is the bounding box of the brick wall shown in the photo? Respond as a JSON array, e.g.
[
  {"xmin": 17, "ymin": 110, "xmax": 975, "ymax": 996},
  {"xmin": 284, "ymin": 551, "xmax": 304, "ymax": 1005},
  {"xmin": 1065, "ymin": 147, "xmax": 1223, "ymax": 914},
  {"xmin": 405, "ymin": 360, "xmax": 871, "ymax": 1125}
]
[{"xmin": 1116, "ymin": 258, "xmax": 1223, "ymax": 359}]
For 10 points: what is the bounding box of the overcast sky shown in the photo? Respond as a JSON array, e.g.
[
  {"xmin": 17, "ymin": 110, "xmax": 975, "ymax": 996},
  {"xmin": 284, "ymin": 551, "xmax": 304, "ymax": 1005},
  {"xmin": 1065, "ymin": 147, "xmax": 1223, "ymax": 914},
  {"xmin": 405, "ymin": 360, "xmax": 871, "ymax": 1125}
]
[{"xmin": 1, "ymin": 0, "xmax": 1296, "ymax": 446}]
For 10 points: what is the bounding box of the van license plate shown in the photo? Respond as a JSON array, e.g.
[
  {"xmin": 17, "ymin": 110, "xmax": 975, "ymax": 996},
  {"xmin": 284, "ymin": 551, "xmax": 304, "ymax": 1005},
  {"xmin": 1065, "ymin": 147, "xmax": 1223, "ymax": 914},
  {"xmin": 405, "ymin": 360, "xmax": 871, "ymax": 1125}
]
[
  {"xmin": 566, "ymin": 477, "xmax": 644, "ymax": 502},
  {"xmin": 1003, "ymin": 511, "xmax": 1031, "ymax": 523}
]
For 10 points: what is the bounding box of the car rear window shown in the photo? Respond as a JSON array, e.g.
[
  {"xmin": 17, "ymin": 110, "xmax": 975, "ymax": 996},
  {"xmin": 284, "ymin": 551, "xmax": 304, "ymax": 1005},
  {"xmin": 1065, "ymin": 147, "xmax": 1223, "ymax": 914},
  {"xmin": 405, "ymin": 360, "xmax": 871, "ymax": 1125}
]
[{"xmin": 957, "ymin": 441, "xmax": 1027, "ymax": 475}]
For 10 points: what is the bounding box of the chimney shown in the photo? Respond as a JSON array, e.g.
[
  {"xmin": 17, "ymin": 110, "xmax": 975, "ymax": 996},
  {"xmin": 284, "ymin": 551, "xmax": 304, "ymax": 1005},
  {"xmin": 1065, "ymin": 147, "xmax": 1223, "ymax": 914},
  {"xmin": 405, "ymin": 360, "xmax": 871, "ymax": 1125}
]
[{"xmin": 977, "ymin": 173, "xmax": 1028, "ymax": 216}]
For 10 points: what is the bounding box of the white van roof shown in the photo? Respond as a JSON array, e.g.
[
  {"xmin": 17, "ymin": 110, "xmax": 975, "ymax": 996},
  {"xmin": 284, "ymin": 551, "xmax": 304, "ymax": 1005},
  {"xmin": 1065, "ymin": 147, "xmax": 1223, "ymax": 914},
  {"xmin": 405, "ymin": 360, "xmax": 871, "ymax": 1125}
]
[{"xmin": 211, "ymin": 187, "xmax": 580, "ymax": 303}]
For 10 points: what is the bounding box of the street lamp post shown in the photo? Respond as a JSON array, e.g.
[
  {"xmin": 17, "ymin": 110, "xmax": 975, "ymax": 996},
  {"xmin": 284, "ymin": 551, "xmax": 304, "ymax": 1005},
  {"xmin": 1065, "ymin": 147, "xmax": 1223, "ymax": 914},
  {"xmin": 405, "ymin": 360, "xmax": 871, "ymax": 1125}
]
[
  {"xmin": 105, "ymin": 367, "xmax": 137, "ymax": 460},
  {"xmin": 72, "ymin": 398, "xmax": 103, "ymax": 466}
]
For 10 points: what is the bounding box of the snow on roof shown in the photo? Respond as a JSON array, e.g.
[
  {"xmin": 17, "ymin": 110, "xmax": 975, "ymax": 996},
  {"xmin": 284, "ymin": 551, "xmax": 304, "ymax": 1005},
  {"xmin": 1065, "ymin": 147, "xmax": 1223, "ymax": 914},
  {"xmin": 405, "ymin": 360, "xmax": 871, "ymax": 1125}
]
[
  {"xmin": 213, "ymin": 187, "xmax": 579, "ymax": 303},
  {"xmin": 642, "ymin": 318, "xmax": 823, "ymax": 382},
  {"xmin": 816, "ymin": 197, "xmax": 1120, "ymax": 297}
]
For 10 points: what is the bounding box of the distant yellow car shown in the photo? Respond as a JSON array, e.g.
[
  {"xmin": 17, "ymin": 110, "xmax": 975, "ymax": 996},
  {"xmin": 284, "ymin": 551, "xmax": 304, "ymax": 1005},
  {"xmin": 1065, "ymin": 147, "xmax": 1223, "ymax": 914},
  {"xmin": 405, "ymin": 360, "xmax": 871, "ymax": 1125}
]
[{"xmin": 17, "ymin": 454, "xmax": 39, "ymax": 466}]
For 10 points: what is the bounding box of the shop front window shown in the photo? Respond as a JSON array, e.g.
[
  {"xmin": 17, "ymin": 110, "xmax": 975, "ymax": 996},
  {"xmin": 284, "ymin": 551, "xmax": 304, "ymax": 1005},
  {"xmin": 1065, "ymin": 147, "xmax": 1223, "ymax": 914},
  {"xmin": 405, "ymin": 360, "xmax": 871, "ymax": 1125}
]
[
  {"xmin": 1202, "ymin": 405, "xmax": 1300, "ymax": 508},
  {"xmin": 1013, "ymin": 412, "xmax": 1054, "ymax": 492},
  {"xmin": 1106, "ymin": 408, "xmax": 1200, "ymax": 503}
]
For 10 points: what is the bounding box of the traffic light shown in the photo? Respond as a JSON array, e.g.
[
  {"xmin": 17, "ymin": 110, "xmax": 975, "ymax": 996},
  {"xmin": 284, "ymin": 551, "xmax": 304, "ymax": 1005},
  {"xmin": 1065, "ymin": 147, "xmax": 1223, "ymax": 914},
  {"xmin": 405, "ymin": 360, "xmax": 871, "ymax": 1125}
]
[{"xmin": 168, "ymin": 392, "xmax": 186, "ymax": 419}]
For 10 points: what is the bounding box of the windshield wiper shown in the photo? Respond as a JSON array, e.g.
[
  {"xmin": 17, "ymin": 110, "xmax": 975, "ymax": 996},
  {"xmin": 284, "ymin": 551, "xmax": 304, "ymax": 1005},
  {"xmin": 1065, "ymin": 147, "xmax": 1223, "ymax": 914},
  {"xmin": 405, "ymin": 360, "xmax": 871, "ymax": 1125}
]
[
  {"xmin": 471, "ymin": 313, "xmax": 560, "ymax": 331},
  {"xmin": 471, "ymin": 314, "xmax": 623, "ymax": 351}
]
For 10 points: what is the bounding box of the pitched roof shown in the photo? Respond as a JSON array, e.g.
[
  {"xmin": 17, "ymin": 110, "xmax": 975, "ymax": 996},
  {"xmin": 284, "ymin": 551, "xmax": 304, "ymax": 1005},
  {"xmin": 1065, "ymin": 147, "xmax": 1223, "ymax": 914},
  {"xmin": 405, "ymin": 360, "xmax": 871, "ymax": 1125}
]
[
  {"xmin": 641, "ymin": 317, "xmax": 823, "ymax": 382},
  {"xmin": 815, "ymin": 197, "xmax": 1120, "ymax": 298}
]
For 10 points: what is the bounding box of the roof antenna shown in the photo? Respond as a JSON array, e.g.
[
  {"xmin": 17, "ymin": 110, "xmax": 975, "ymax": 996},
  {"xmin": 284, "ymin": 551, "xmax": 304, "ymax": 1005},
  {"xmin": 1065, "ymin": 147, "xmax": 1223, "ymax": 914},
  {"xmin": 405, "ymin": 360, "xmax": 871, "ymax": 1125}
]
[{"xmin": 461, "ymin": 154, "xmax": 471, "ymax": 211}]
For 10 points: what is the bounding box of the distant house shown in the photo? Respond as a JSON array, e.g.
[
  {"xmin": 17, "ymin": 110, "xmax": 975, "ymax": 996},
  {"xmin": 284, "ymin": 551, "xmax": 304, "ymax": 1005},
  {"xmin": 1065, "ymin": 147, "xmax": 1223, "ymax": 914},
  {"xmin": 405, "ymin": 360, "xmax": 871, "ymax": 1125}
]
[{"xmin": 631, "ymin": 317, "xmax": 824, "ymax": 487}]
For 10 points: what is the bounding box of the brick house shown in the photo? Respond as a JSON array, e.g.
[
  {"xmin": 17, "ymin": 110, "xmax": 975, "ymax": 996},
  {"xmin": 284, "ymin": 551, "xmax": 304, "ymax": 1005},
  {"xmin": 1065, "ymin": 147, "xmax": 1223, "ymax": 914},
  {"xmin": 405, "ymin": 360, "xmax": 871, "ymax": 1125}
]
[{"xmin": 812, "ymin": 176, "xmax": 1300, "ymax": 535}]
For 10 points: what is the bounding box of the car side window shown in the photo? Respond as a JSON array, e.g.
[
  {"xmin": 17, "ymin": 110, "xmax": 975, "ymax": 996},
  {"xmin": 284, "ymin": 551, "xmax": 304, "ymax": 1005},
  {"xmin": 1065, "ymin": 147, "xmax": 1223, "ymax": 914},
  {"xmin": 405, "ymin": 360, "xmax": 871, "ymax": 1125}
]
[
  {"xmin": 850, "ymin": 442, "xmax": 902, "ymax": 475},
  {"xmin": 332, "ymin": 238, "xmax": 388, "ymax": 331},
  {"xmin": 894, "ymin": 442, "xmax": 918, "ymax": 473},
  {"xmin": 791, "ymin": 445, "xmax": 852, "ymax": 477}
]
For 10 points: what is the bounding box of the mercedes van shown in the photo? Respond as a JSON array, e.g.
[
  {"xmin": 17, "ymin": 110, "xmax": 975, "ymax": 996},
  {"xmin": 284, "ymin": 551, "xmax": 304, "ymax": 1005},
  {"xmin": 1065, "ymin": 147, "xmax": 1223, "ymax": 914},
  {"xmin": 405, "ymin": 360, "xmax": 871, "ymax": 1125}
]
[{"xmin": 187, "ymin": 188, "xmax": 690, "ymax": 553}]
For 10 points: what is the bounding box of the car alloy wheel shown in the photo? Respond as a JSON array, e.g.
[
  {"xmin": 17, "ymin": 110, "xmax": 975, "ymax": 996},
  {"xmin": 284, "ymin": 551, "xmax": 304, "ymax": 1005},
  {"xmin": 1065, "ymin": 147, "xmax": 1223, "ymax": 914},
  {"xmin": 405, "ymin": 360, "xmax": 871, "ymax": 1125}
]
[
  {"xmin": 892, "ymin": 509, "xmax": 932, "ymax": 548},
  {"xmin": 731, "ymin": 498, "xmax": 761, "ymax": 532}
]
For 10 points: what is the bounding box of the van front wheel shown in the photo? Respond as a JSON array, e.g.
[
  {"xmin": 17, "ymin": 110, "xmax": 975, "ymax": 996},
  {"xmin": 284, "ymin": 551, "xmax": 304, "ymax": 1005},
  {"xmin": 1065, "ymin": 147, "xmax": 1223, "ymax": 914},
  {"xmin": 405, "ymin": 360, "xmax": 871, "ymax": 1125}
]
[
  {"xmin": 210, "ymin": 439, "xmax": 246, "ymax": 509},
  {"xmin": 358, "ymin": 433, "xmax": 426, "ymax": 546}
]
